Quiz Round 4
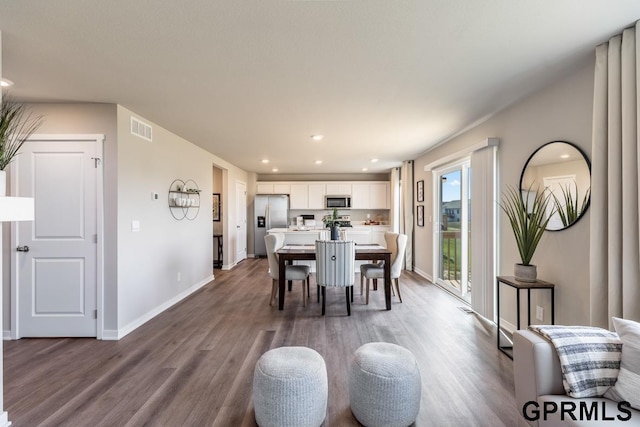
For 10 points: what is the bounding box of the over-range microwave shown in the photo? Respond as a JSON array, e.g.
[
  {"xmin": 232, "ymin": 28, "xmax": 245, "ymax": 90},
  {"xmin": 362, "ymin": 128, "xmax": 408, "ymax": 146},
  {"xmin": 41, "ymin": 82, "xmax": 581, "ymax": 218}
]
[{"xmin": 325, "ymin": 195, "xmax": 351, "ymax": 209}]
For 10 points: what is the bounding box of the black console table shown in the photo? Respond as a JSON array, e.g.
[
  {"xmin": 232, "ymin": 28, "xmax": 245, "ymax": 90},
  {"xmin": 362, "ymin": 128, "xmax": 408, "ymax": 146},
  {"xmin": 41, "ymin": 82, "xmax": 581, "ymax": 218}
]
[
  {"xmin": 213, "ymin": 234, "xmax": 223, "ymax": 268},
  {"xmin": 496, "ymin": 275, "xmax": 555, "ymax": 359}
]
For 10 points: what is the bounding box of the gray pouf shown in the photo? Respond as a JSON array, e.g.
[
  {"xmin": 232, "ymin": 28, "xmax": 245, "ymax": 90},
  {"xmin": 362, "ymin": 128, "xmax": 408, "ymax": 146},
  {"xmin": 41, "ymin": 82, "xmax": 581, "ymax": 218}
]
[
  {"xmin": 349, "ymin": 342, "xmax": 421, "ymax": 427},
  {"xmin": 253, "ymin": 346, "xmax": 327, "ymax": 427}
]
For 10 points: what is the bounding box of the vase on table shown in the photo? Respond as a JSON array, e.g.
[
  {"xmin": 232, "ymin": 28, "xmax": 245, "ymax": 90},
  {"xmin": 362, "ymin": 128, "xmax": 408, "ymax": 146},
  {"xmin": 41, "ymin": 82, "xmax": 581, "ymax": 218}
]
[{"xmin": 330, "ymin": 225, "xmax": 340, "ymax": 240}]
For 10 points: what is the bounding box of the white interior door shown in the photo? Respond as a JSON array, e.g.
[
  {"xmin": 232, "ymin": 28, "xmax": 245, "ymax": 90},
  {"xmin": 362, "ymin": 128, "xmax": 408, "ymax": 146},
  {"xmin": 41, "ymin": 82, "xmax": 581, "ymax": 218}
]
[
  {"xmin": 12, "ymin": 136, "xmax": 102, "ymax": 337},
  {"xmin": 235, "ymin": 181, "xmax": 247, "ymax": 263}
]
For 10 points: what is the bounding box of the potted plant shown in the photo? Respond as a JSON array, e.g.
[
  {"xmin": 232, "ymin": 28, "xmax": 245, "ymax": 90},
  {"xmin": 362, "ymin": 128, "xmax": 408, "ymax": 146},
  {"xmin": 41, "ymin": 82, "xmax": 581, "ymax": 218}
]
[
  {"xmin": 0, "ymin": 94, "xmax": 43, "ymax": 196},
  {"xmin": 322, "ymin": 208, "xmax": 340, "ymax": 240},
  {"xmin": 499, "ymin": 184, "xmax": 554, "ymax": 282}
]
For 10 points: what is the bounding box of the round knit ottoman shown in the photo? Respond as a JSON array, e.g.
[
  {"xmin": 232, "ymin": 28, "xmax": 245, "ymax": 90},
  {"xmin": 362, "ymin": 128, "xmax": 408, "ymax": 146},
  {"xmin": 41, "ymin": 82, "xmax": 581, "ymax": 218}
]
[
  {"xmin": 253, "ymin": 346, "xmax": 327, "ymax": 427},
  {"xmin": 349, "ymin": 342, "xmax": 421, "ymax": 427}
]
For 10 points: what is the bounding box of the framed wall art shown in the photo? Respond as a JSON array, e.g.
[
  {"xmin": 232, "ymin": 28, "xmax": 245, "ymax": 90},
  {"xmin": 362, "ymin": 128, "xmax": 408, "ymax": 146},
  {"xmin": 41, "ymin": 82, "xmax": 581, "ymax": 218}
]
[
  {"xmin": 417, "ymin": 180, "xmax": 424, "ymax": 202},
  {"xmin": 417, "ymin": 205, "xmax": 424, "ymax": 227},
  {"xmin": 212, "ymin": 193, "xmax": 221, "ymax": 221}
]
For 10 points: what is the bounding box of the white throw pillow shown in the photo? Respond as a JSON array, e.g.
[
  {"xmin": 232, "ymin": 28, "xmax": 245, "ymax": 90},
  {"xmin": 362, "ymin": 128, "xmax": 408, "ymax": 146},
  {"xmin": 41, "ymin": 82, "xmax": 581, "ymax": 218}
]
[{"xmin": 604, "ymin": 317, "xmax": 640, "ymax": 410}]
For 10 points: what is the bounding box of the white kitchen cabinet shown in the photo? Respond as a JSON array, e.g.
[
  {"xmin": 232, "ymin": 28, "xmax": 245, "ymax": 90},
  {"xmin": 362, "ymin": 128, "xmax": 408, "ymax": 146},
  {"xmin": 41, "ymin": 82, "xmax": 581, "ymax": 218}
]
[
  {"xmin": 273, "ymin": 183, "xmax": 291, "ymax": 194},
  {"xmin": 351, "ymin": 183, "xmax": 370, "ymax": 209},
  {"xmin": 257, "ymin": 182, "xmax": 290, "ymax": 194},
  {"xmin": 326, "ymin": 183, "xmax": 351, "ymax": 196},
  {"xmin": 308, "ymin": 183, "xmax": 326, "ymax": 209},
  {"xmin": 257, "ymin": 183, "xmax": 275, "ymax": 194},
  {"xmin": 289, "ymin": 184, "xmax": 308, "ymax": 209},
  {"xmin": 369, "ymin": 183, "xmax": 390, "ymax": 209},
  {"xmin": 351, "ymin": 182, "xmax": 389, "ymax": 209},
  {"xmin": 371, "ymin": 226, "xmax": 392, "ymax": 246}
]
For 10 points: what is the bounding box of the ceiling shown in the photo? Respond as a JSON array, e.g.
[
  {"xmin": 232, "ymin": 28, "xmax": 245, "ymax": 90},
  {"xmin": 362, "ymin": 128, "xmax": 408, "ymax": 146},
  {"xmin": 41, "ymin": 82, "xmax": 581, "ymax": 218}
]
[{"xmin": 1, "ymin": 1, "xmax": 639, "ymax": 175}]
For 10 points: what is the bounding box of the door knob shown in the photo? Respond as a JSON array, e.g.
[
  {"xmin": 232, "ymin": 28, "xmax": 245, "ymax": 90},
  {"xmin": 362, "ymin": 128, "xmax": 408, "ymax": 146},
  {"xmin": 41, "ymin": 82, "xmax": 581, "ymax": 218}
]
[{"xmin": 16, "ymin": 245, "xmax": 29, "ymax": 252}]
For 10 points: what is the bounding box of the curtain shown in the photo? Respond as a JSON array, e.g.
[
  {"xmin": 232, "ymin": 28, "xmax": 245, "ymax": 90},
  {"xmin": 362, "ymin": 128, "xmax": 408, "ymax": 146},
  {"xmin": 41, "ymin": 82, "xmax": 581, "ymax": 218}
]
[
  {"xmin": 470, "ymin": 145, "xmax": 498, "ymax": 320},
  {"xmin": 590, "ymin": 22, "xmax": 640, "ymax": 328},
  {"xmin": 400, "ymin": 161, "xmax": 413, "ymax": 269}
]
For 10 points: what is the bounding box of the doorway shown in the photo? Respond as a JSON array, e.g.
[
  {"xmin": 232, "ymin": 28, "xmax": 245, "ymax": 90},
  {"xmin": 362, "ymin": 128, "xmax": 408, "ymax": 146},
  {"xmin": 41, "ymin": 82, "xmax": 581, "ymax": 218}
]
[
  {"xmin": 235, "ymin": 180, "xmax": 247, "ymax": 263},
  {"xmin": 11, "ymin": 135, "xmax": 104, "ymax": 338},
  {"xmin": 434, "ymin": 159, "xmax": 471, "ymax": 303}
]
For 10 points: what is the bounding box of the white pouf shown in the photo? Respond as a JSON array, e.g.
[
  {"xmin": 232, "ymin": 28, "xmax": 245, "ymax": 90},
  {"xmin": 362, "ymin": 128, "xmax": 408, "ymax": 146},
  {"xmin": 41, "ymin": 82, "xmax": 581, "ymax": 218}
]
[
  {"xmin": 253, "ymin": 346, "xmax": 327, "ymax": 427},
  {"xmin": 349, "ymin": 342, "xmax": 421, "ymax": 427}
]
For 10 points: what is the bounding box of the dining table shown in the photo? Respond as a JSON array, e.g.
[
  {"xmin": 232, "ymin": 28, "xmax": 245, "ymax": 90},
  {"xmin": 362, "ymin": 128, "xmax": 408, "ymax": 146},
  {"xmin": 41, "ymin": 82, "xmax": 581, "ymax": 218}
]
[{"xmin": 276, "ymin": 244, "xmax": 393, "ymax": 310}]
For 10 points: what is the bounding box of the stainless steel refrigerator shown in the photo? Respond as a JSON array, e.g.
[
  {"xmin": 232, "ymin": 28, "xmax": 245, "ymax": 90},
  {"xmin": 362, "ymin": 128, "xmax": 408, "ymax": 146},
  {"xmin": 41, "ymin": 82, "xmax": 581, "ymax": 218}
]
[{"xmin": 254, "ymin": 194, "xmax": 289, "ymax": 256}]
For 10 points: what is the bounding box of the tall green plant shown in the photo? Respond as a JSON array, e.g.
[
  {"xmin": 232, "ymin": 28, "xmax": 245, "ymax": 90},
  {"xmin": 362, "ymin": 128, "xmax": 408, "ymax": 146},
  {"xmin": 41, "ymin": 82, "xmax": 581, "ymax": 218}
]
[
  {"xmin": 552, "ymin": 182, "xmax": 590, "ymax": 227},
  {"xmin": 499, "ymin": 184, "xmax": 554, "ymax": 266},
  {"xmin": 0, "ymin": 94, "xmax": 43, "ymax": 170}
]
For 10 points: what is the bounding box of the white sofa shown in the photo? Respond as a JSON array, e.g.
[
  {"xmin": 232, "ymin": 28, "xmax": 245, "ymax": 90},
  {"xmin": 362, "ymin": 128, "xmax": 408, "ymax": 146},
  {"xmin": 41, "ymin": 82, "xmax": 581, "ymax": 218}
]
[{"xmin": 513, "ymin": 330, "xmax": 640, "ymax": 427}]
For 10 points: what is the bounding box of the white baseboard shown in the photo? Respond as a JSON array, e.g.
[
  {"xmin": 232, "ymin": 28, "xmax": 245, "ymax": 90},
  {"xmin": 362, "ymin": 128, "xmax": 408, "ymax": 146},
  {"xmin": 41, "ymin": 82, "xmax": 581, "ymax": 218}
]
[
  {"xmin": 0, "ymin": 411, "xmax": 11, "ymax": 426},
  {"xmin": 499, "ymin": 318, "xmax": 517, "ymax": 335},
  {"xmin": 102, "ymin": 275, "xmax": 214, "ymax": 341},
  {"xmin": 413, "ymin": 267, "xmax": 433, "ymax": 283},
  {"xmin": 3, "ymin": 331, "xmax": 12, "ymax": 340}
]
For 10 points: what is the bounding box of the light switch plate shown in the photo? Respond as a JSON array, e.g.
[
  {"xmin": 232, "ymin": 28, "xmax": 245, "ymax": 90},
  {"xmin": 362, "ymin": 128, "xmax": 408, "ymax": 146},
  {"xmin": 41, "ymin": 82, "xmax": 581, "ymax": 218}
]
[
  {"xmin": 131, "ymin": 220, "xmax": 141, "ymax": 232},
  {"xmin": 151, "ymin": 192, "xmax": 158, "ymax": 200}
]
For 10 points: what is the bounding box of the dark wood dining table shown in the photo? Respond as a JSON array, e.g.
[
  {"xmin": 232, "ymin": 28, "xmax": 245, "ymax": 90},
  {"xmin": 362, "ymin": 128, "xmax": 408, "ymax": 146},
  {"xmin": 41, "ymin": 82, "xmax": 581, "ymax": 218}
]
[{"xmin": 276, "ymin": 244, "xmax": 393, "ymax": 310}]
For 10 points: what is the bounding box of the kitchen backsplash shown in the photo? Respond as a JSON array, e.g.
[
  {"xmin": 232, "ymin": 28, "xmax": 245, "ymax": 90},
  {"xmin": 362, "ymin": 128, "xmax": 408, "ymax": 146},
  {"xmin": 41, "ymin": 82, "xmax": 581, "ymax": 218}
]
[{"xmin": 289, "ymin": 209, "xmax": 389, "ymax": 225}]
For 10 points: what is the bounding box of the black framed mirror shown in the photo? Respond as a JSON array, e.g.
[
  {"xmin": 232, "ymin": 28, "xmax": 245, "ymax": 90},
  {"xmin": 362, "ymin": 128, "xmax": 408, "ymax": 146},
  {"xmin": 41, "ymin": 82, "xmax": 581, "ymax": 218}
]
[{"xmin": 519, "ymin": 140, "xmax": 591, "ymax": 231}]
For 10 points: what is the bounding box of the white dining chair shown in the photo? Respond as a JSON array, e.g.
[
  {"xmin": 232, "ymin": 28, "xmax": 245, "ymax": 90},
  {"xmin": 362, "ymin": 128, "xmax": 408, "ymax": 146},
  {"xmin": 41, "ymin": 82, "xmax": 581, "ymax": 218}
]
[
  {"xmin": 315, "ymin": 240, "xmax": 356, "ymax": 316},
  {"xmin": 360, "ymin": 232, "xmax": 408, "ymax": 304},
  {"xmin": 264, "ymin": 233, "xmax": 310, "ymax": 307}
]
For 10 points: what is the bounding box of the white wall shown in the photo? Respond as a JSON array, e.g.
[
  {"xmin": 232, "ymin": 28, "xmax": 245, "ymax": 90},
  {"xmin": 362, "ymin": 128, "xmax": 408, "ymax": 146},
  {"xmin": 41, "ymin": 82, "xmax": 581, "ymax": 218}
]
[
  {"xmin": 115, "ymin": 106, "xmax": 249, "ymax": 336},
  {"xmin": 1, "ymin": 102, "xmax": 249, "ymax": 339},
  {"xmin": 413, "ymin": 58, "xmax": 595, "ymax": 326}
]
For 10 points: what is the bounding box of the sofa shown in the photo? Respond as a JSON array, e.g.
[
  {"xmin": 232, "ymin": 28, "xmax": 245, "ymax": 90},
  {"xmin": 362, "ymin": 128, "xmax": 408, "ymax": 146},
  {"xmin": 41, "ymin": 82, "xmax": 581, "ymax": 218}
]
[{"xmin": 514, "ymin": 330, "xmax": 640, "ymax": 427}]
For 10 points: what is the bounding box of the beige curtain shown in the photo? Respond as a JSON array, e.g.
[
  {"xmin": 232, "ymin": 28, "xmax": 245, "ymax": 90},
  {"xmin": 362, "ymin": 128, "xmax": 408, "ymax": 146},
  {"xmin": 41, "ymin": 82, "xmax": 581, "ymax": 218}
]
[
  {"xmin": 590, "ymin": 22, "xmax": 640, "ymax": 328},
  {"xmin": 400, "ymin": 161, "xmax": 413, "ymax": 269}
]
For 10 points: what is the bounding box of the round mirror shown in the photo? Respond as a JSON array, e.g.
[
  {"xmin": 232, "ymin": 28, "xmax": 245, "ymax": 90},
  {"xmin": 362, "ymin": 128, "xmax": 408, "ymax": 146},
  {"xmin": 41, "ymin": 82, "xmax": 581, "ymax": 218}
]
[{"xmin": 519, "ymin": 140, "xmax": 591, "ymax": 231}]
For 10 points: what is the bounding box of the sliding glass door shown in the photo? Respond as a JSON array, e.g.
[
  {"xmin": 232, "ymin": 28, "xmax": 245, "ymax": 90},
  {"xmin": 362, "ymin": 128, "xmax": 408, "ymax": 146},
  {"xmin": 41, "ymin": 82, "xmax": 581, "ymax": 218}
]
[{"xmin": 434, "ymin": 159, "xmax": 471, "ymax": 302}]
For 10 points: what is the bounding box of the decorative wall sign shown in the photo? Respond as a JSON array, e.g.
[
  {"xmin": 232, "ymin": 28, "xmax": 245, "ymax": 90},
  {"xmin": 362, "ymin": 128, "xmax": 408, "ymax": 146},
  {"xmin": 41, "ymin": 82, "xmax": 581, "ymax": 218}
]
[
  {"xmin": 417, "ymin": 205, "xmax": 424, "ymax": 227},
  {"xmin": 417, "ymin": 180, "xmax": 424, "ymax": 202}
]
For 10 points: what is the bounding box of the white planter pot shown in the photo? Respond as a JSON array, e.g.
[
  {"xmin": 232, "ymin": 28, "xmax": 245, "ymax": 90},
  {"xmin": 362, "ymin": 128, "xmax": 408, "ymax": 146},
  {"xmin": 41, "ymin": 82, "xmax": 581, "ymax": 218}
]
[
  {"xmin": 514, "ymin": 263, "xmax": 537, "ymax": 282},
  {"xmin": 0, "ymin": 170, "xmax": 6, "ymax": 197}
]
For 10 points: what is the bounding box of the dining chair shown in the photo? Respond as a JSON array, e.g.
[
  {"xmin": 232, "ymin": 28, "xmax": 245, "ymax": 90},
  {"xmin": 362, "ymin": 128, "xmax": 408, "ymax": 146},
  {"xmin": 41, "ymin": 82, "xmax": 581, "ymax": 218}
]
[
  {"xmin": 315, "ymin": 240, "xmax": 356, "ymax": 316},
  {"xmin": 360, "ymin": 232, "xmax": 408, "ymax": 304},
  {"xmin": 264, "ymin": 233, "xmax": 310, "ymax": 307}
]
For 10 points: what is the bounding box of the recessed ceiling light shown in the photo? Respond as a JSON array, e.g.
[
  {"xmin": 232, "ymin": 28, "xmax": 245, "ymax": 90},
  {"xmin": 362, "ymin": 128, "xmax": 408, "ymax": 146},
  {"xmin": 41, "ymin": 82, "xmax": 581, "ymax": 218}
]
[
  {"xmin": 311, "ymin": 135, "xmax": 324, "ymax": 141},
  {"xmin": 560, "ymin": 154, "xmax": 570, "ymax": 159},
  {"xmin": 371, "ymin": 158, "xmax": 378, "ymax": 163},
  {"xmin": 0, "ymin": 78, "xmax": 14, "ymax": 87},
  {"xmin": 261, "ymin": 159, "xmax": 269, "ymax": 163},
  {"xmin": 315, "ymin": 160, "xmax": 322, "ymax": 164},
  {"xmin": 272, "ymin": 168, "xmax": 278, "ymax": 172},
  {"xmin": 362, "ymin": 168, "xmax": 368, "ymax": 172}
]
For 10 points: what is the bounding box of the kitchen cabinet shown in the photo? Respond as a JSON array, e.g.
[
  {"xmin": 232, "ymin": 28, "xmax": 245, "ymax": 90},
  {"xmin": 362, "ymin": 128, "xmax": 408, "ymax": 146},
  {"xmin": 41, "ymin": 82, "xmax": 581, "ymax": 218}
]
[
  {"xmin": 308, "ymin": 184, "xmax": 325, "ymax": 209},
  {"xmin": 351, "ymin": 183, "xmax": 370, "ymax": 209},
  {"xmin": 326, "ymin": 183, "xmax": 351, "ymax": 196},
  {"xmin": 351, "ymin": 182, "xmax": 389, "ymax": 209},
  {"xmin": 256, "ymin": 181, "xmax": 389, "ymax": 210},
  {"xmin": 369, "ymin": 183, "xmax": 390, "ymax": 209},
  {"xmin": 256, "ymin": 183, "xmax": 290, "ymax": 194},
  {"xmin": 289, "ymin": 184, "xmax": 308, "ymax": 209},
  {"xmin": 371, "ymin": 226, "xmax": 392, "ymax": 246}
]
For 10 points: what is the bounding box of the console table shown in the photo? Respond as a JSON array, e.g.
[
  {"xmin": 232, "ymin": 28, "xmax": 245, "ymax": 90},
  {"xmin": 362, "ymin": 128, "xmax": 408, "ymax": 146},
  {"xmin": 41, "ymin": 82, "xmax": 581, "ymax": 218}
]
[
  {"xmin": 213, "ymin": 234, "xmax": 223, "ymax": 268},
  {"xmin": 496, "ymin": 275, "xmax": 555, "ymax": 359}
]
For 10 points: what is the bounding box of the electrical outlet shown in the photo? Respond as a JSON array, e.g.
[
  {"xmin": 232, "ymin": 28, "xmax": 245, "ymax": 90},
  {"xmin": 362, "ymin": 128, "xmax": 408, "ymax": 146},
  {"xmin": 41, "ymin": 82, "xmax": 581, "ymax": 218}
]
[
  {"xmin": 177, "ymin": 272, "xmax": 181, "ymax": 282},
  {"xmin": 536, "ymin": 305, "xmax": 544, "ymax": 321}
]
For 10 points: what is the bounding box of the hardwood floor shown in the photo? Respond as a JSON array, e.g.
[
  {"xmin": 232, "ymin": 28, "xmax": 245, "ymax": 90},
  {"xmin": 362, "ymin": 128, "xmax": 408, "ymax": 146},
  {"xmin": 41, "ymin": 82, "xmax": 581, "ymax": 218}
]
[{"xmin": 4, "ymin": 258, "xmax": 518, "ymax": 426}]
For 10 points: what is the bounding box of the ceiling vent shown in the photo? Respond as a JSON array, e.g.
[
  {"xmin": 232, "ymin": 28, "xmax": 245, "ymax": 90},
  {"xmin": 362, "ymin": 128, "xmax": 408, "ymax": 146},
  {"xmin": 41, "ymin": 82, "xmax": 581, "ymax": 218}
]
[{"xmin": 130, "ymin": 116, "xmax": 152, "ymax": 142}]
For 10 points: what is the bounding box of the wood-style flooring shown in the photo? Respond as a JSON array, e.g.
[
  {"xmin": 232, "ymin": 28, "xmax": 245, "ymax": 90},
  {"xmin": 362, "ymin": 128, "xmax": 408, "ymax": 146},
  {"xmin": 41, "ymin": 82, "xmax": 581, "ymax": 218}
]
[{"xmin": 3, "ymin": 258, "xmax": 518, "ymax": 426}]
